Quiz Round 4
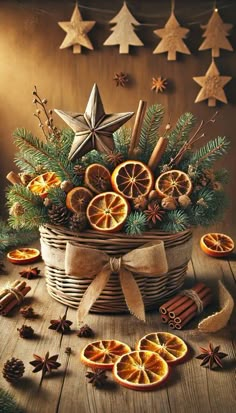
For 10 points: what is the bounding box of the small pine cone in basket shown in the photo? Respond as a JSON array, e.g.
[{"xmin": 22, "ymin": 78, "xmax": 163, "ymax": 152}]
[
  {"xmin": 48, "ymin": 204, "xmax": 71, "ymax": 226},
  {"xmin": 2, "ymin": 358, "xmax": 25, "ymax": 383},
  {"xmin": 69, "ymin": 213, "xmax": 88, "ymax": 232}
]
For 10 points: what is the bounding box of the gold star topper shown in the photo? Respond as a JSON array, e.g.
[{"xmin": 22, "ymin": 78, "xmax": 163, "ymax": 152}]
[
  {"xmin": 54, "ymin": 84, "xmax": 134, "ymax": 161},
  {"xmin": 193, "ymin": 60, "xmax": 231, "ymax": 107},
  {"xmin": 58, "ymin": 4, "xmax": 95, "ymax": 54}
]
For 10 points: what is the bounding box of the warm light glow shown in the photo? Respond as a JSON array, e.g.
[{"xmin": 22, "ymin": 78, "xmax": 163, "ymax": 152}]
[{"xmin": 215, "ymin": 8, "xmax": 218, "ymax": 12}]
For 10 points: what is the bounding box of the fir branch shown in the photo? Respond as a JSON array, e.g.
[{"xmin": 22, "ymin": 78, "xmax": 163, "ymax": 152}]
[
  {"xmin": 8, "ymin": 208, "xmax": 48, "ymax": 230},
  {"xmin": 0, "ymin": 388, "xmax": 24, "ymax": 413},
  {"xmin": 15, "ymin": 151, "xmax": 38, "ymax": 174},
  {"xmin": 47, "ymin": 187, "xmax": 66, "ymax": 206},
  {"xmin": 138, "ymin": 104, "xmax": 164, "ymax": 162},
  {"xmin": 0, "ymin": 220, "xmax": 39, "ymax": 252},
  {"xmin": 113, "ymin": 127, "xmax": 131, "ymax": 157},
  {"xmin": 166, "ymin": 113, "xmax": 196, "ymax": 153},
  {"xmin": 189, "ymin": 188, "xmax": 228, "ymax": 227},
  {"xmin": 161, "ymin": 210, "xmax": 190, "ymax": 233},
  {"xmin": 82, "ymin": 150, "xmax": 107, "ymax": 168},
  {"xmin": 214, "ymin": 168, "xmax": 229, "ymax": 184},
  {"xmin": 124, "ymin": 211, "xmax": 147, "ymax": 235},
  {"xmin": 189, "ymin": 136, "xmax": 230, "ymax": 169},
  {"xmin": 6, "ymin": 184, "xmax": 42, "ymax": 208}
]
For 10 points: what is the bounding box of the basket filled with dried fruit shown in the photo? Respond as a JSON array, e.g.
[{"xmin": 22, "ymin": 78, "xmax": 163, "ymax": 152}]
[{"xmin": 7, "ymin": 85, "xmax": 229, "ymax": 320}]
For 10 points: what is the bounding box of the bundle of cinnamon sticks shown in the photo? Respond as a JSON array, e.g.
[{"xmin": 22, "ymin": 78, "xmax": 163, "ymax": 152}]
[
  {"xmin": 159, "ymin": 283, "xmax": 212, "ymax": 330},
  {"xmin": 0, "ymin": 280, "xmax": 31, "ymax": 316}
]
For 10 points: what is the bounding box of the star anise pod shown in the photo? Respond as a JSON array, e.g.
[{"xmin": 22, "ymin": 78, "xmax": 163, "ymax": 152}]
[
  {"xmin": 144, "ymin": 201, "xmax": 165, "ymax": 225},
  {"xmin": 151, "ymin": 76, "xmax": 167, "ymax": 93},
  {"xmin": 86, "ymin": 369, "xmax": 108, "ymax": 388},
  {"xmin": 105, "ymin": 151, "xmax": 124, "ymax": 167},
  {"xmin": 19, "ymin": 266, "xmax": 40, "ymax": 279},
  {"xmin": 77, "ymin": 324, "xmax": 94, "ymax": 338},
  {"xmin": 113, "ymin": 72, "xmax": 128, "ymax": 87},
  {"xmin": 196, "ymin": 343, "xmax": 228, "ymax": 369},
  {"xmin": 30, "ymin": 351, "xmax": 61, "ymax": 385},
  {"xmin": 48, "ymin": 313, "xmax": 73, "ymax": 334},
  {"xmin": 73, "ymin": 164, "xmax": 86, "ymax": 178},
  {"xmin": 19, "ymin": 305, "xmax": 37, "ymax": 319},
  {"xmin": 17, "ymin": 324, "xmax": 34, "ymax": 339}
]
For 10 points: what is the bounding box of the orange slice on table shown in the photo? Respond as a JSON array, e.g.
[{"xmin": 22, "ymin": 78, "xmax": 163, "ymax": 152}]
[
  {"xmin": 137, "ymin": 332, "xmax": 188, "ymax": 365},
  {"xmin": 81, "ymin": 339, "xmax": 131, "ymax": 370},
  {"xmin": 113, "ymin": 350, "xmax": 169, "ymax": 391},
  {"xmin": 7, "ymin": 248, "xmax": 41, "ymax": 265},
  {"xmin": 155, "ymin": 170, "xmax": 192, "ymax": 199},
  {"xmin": 84, "ymin": 163, "xmax": 111, "ymax": 194},
  {"xmin": 66, "ymin": 186, "xmax": 93, "ymax": 214},
  {"xmin": 200, "ymin": 233, "xmax": 234, "ymax": 257},
  {"xmin": 111, "ymin": 160, "xmax": 154, "ymax": 199},
  {"xmin": 27, "ymin": 172, "xmax": 61, "ymax": 198},
  {"xmin": 86, "ymin": 191, "xmax": 130, "ymax": 233}
]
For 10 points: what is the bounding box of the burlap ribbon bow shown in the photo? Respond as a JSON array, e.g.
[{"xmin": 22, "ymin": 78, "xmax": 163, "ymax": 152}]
[{"xmin": 65, "ymin": 240, "xmax": 168, "ymax": 322}]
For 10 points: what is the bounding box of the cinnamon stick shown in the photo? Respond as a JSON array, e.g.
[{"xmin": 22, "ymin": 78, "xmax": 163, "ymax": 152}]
[
  {"xmin": 0, "ymin": 286, "xmax": 31, "ymax": 316},
  {"xmin": 148, "ymin": 137, "xmax": 168, "ymax": 171},
  {"xmin": 169, "ymin": 286, "xmax": 211, "ymax": 319},
  {"xmin": 174, "ymin": 293, "xmax": 213, "ymax": 325},
  {"xmin": 159, "ymin": 292, "xmax": 185, "ymax": 314},
  {"xmin": 0, "ymin": 281, "xmax": 27, "ymax": 310},
  {"xmin": 128, "ymin": 100, "xmax": 147, "ymax": 157},
  {"xmin": 0, "ymin": 280, "xmax": 21, "ymax": 300},
  {"xmin": 168, "ymin": 321, "xmax": 175, "ymax": 329},
  {"xmin": 6, "ymin": 171, "xmax": 21, "ymax": 185},
  {"xmin": 161, "ymin": 314, "xmax": 170, "ymax": 323},
  {"xmin": 160, "ymin": 283, "xmax": 206, "ymax": 315}
]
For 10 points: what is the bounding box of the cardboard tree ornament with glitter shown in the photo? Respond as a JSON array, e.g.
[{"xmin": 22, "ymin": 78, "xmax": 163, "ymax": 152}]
[
  {"xmin": 198, "ymin": 9, "xmax": 233, "ymax": 57},
  {"xmin": 153, "ymin": 11, "xmax": 190, "ymax": 61},
  {"xmin": 103, "ymin": 2, "xmax": 143, "ymax": 54}
]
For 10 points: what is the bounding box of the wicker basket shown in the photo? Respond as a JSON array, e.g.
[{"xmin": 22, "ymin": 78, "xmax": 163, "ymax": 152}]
[{"xmin": 40, "ymin": 224, "xmax": 192, "ymax": 314}]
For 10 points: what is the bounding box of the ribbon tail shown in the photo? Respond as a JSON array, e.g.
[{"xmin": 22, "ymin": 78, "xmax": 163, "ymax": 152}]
[
  {"xmin": 77, "ymin": 268, "xmax": 110, "ymax": 323},
  {"xmin": 119, "ymin": 269, "xmax": 146, "ymax": 322}
]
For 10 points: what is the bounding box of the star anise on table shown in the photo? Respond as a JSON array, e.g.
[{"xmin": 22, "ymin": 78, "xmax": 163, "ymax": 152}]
[
  {"xmin": 86, "ymin": 369, "xmax": 108, "ymax": 388},
  {"xmin": 105, "ymin": 151, "xmax": 124, "ymax": 167},
  {"xmin": 17, "ymin": 324, "xmax": 34, "ymax": 339},
  {"xmin": 77, "ymin": 324, "xmax": 94, "ymax": 338},
  {"xmin": 144, "ymin": 201, "xmax": 165, "ymax": 225},
  {"xmin": 196, "ymin": 343, "xmax": 228, "ymax": 369},
  {"xmin": 48, "ymin": 313, "xmax": 73, "ymax": 334},
  {"xmin": 19, "ymin": 266, "xmax": 40, "ymax": 279},
  {"xmin": 151, "ymin": 76, "xmax": 167, "ymax": 93},
  {"xmin": 113, "ymin": 72, "xmax": 129, "ymax": 87},
  {"xmin": 30, "ymin": 352, "xmax": 61, "ymax": 385},
  {"xmin": 19, "ymin": 305, "xmax": 37, "ymax": 319}
]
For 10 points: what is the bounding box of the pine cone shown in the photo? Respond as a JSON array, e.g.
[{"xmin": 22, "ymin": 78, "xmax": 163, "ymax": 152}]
[
  {"xmin": 2, "ymin": 358, "xmax": 25, "ymax": 383},
  {"xmin": 48, "ymin": 204, "xmax": 71, "ymax": 226},
  {"xmin": 69, "ymin": 213, "xmax": 88, "ymax": 232}
]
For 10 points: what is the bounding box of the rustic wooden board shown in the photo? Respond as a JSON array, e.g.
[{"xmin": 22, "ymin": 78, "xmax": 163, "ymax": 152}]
[{"xmin": 0, "ymin": 232, "xmax": 235, "ymax": 413}]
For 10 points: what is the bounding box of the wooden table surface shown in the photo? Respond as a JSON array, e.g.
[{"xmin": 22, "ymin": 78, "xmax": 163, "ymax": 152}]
[{"xmin": 0, "ymin": 229, "xmax": 235, "ymax": 413}]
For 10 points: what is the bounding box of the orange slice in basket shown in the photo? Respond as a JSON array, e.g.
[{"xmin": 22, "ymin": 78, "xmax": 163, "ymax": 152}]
[
  {"xmin": 137, "ymin": 332, "xmax": 188, "ymax": 365},
  {"xmin": 66, "ymin": 186, "xmax": 93, "ymax": 214},
  {"xmin": 200, "ymin": 233, "xmax": 234, "ymax": 257},
  {"xmin": 84, "ymin": 163, "xmax": 111, "ymax": 194},
  {"xmin": 81, "ymin": 339, "xmax": 131, "ymax": 370},
  {"xmin": 155, "ymin": 170, "xmax": 192, "ymax": 198},
  {"xmin": 7, "ymin": 248, "xmax": 41, "ymax": 264},
  {"xmin": 86, "ymin": 191, "xmax": 130, "ymax": 233},
  {"xmin": 27, "ymin": 172, "xmax": 61, "ymax": 198},
  {"xmin": 113, "ymin": 350, "xmax": 169, "ymax": 391},
  {"xmin": 111, "ymin": 160, "xmax": 154, "ymax": 199}
]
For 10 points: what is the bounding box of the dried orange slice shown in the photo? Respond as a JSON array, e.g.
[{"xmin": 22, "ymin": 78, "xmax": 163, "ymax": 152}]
[
  {"xmin": 200, "ymin": 233, "xmax": 234, "ymax": 257},
  {"xmin": 27, "ymin": 172, "xmax": 61, "ymax": 198},
  {"xmin": 86, "ymin": 191, "xmax": 129, "ymax": 233},
  {"xmin": 137, "ymin": 332, "xmax": 188, "ymax": 365},
  {"xmin": 113, "ymin": 350, "xmax": 169, "ymax": 391},
  {"xmin": 111, "ymin": 160, "xmax": 154, "ymax": 199},
  {"xmin": 84, "ymin": 163, "xmax": 111, "ymax": 194},
  {"xmin": 7, "ymin": 248, "xmax": 40, "ymax": 264},
  {"xmin": 66, "ymin": 186, "xmax": 93, "ymax": 214},
  {"xmin": 81, "ymin": 339, "xmax": 131, "ymax": 370},
  {"xmin": 155, "ymin": 170, "xmax": 192, "ymax": 198}
]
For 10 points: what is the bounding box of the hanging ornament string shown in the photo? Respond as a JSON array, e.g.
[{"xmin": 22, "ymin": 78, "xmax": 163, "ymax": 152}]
[{"xmin": 171, "ymin": 0, "xmax": 175, "ymax": 13}]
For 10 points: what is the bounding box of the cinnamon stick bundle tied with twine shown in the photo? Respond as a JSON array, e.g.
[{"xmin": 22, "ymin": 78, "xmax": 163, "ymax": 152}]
[
  {"xmin": 0, "ymin": 280, "xmax": 31, "ymax": 316},
  {"xmin": 159, "ymin": 283, "xmax": 212, "ymax": 329}
]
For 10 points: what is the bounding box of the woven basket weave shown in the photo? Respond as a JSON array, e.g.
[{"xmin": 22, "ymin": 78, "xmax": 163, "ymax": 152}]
[{"xmin": 40, "ymin": 224, "xmax": 192, "ymax": 313}]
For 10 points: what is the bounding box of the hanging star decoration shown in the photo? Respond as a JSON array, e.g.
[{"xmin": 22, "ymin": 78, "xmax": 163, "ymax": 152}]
[
  {"xmin": 153, "ymin": 11, "xmax": 190, "ymax": 61},
  {"xmin": 55, "ymin": 84, "xmax": 134, "ymax": 161},
  {"xmin": 151, "ymin": 76, "xmax": 167, "ymax": 93},
  {"xmin": 58, "ymin": 4, "xmax": 95, "ymax": 54},
  {"xmin": 193, "ymin": 59, "xmax": 231, "ymax": 107},
  {"xmin": 199, "ymin": 8, "xmax": 233, "ymax": 58}
]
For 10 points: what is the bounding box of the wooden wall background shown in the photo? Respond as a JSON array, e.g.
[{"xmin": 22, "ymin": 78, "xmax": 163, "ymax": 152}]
[{"xmin": 0, "ymin": 0, "xmax": 235, "ymax": 236}]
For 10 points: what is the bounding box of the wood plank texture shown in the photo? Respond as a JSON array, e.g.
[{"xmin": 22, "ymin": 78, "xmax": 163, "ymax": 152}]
[{"xmin": 0, "ymin": 232, "xmax": 235, "ymax": 413}]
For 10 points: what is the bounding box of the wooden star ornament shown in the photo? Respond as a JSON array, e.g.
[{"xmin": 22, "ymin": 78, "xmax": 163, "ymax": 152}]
[
  {"xmin": 153, "ymin": 11, "xmax": 190, "ymax": 61},
  {"xmin": 58, "ymin": 4, "xmax": 95, "ymax": 54},
  {"xmin": 55, "ymin": 84, "xmax": 134, "ymax": 161},
  {"xmin": 193, "ymin": 60, "xmax": 231, "ymax": 107}
]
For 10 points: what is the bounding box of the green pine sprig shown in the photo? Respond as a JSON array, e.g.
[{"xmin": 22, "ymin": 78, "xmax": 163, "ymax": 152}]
[
  {"xmin": 0, "ymin": 220, "xmax": 38, "ymax": 254},
  {"xmin": 124, "ymin": 211, "xmax": 148, "ymax": 235},
  {"xmin": 189, "ymin": 136, "xmax": 230, "ymax": 169},
  {"xmin": 113, "ymin": 127, "xmax": 131, "ymax": 158},
  {"xmin": 0, "ymin": 388, "xmax": 24, "ymax": 413},
  {"xmin": 138, "ymin": 104, "xmax": 164, "ymax": 163},
  {"xmin": 161, "ymin": 210, "xmax": 190, "ymax": 233}
]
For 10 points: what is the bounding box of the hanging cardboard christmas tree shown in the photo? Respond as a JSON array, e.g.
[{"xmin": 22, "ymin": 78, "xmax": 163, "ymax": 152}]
[
  {"xmin": 103, "ymin": 2, "xmax": 143, "ymax": 54},
  {"xmin": 58, "ymin": 4, "xmax": 95, "ymax": 54},
  {"xmin": 199, "ymin": 9, "xmax": 233, "ymax": 57},
  {"xmin": 153, "ymin": 11, "xmax": 190, "ymax": 61},
  {"xmin": 193, "ymin": 59, "xmax": 231, "ymax": 107}
]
